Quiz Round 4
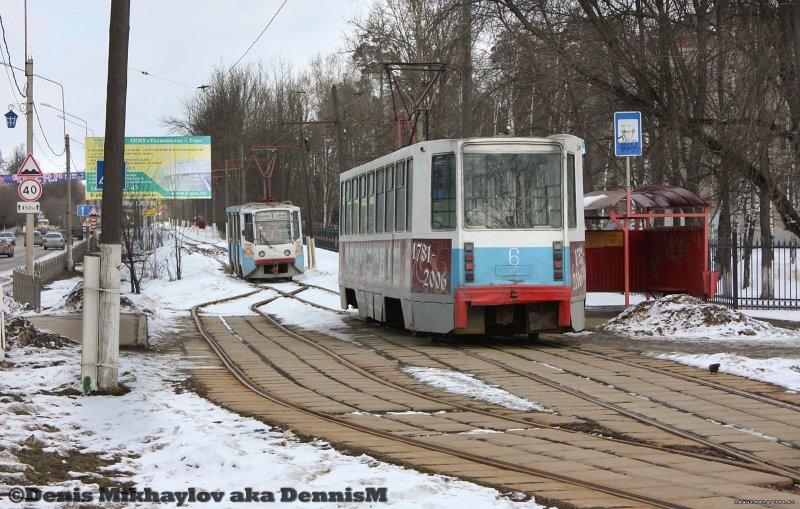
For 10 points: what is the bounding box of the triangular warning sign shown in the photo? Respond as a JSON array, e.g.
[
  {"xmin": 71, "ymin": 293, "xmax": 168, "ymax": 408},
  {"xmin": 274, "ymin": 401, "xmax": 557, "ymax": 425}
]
[
  {"xmin": 16, "ymin": 153, "xmax": 44, "ymax": 178},
  {"xmin": 88, "ymin": 206, "xmax": 100, "ymax": 216}
]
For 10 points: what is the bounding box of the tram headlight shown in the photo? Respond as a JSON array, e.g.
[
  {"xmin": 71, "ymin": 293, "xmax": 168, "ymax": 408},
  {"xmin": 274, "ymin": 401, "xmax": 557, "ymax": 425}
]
[
  {"xmin": 284, "ymin": 249, "xmax": 291, "ymax": 256},
  {"xmin": 259, "ymin": 250, "xmax": 265, "ymax": 257}
]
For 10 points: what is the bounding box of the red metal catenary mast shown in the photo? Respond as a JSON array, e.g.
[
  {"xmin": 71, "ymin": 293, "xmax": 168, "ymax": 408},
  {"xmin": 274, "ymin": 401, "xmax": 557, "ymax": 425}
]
[
  {"xmin": 249, "ymin": 145, "xmax": 297, "ymax": 203},
  {"xmin": 383, "ymin": 62, "xmax": 445, "ymax": 149}
]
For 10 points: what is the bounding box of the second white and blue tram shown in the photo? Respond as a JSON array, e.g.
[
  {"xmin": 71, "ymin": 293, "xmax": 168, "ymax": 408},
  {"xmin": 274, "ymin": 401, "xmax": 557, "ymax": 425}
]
[
  {"xmin": 338, "ymin": 136, "xmax": 586, "ymax": 336},
  {"xmin": 226, "ymin": 202, "xmax": 304, "ymax": 280}
]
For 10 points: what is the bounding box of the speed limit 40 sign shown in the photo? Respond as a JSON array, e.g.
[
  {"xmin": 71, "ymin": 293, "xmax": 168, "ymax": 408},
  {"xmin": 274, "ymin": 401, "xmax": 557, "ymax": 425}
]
[{"xmin": 18, "ymin": 179, "xmax": 43, "ymax": 202}]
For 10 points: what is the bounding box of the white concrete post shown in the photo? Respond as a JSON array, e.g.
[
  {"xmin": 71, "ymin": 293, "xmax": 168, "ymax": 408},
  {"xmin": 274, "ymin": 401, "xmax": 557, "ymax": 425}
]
[
  {"xmin": 97, "ymin": 244, "xmax": 121, "ymax": 390},
  {"xmin": 81, "ymin": 256, "xmax": 100, "ymax": 392},
  {"xmin": 0, "ymin": 282, "xmax": 5, "ymax": 363}
]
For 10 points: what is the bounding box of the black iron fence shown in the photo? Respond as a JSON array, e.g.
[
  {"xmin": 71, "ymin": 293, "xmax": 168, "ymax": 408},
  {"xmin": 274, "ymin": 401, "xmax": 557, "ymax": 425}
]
[
  {"xmin": 313, "ymin": 224, "xmax": 339, "ymax": 253},
  {"xmin": 709, "ymin": 236, "xmax": 800, "ymax": 309}
]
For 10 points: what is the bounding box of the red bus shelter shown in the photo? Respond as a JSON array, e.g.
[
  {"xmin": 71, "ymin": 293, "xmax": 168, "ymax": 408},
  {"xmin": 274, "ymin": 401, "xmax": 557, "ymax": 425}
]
[{"xmin": 584, "ymin": 185, "xmax": 718, "ymax": 301}]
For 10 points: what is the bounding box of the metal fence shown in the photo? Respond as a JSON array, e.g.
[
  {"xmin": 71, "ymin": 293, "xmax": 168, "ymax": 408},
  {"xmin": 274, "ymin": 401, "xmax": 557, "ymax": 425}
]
[
  {"xmin": 12, "ymin": 241, "xmax": 88, "ymax": 311},
  {"xmin": 313, "ymin": 224, "xmax": 339, "ymax": 253},
  {"xmin": 709, "ymin": 236, "xmax": 800, "ymax": 309}
]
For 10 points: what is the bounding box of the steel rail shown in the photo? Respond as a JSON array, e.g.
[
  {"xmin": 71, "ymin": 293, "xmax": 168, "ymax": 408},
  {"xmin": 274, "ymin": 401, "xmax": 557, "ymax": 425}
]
[{"xmin": 190, "ymin": 292, "xmax": 691, "ymax": 509}]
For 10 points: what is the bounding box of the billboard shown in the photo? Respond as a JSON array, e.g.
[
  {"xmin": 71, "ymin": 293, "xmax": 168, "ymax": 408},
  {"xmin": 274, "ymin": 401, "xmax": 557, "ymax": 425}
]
[{"xmin": 85, "ymin": 136, "xmax": 211, "ymax": 199}]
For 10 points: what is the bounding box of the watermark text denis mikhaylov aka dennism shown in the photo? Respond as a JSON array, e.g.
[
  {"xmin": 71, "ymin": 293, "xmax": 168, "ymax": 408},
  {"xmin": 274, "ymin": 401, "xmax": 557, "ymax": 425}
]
[{"xmin": 6, "ymin": 486, "xmax": 389, "ymax": 505}]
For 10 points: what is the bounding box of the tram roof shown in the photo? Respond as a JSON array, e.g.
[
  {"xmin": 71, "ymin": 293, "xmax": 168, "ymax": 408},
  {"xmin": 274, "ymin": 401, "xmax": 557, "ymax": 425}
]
[{"xmin": 341, "ymin": 136, "xmax": 584, "ymax": 179}]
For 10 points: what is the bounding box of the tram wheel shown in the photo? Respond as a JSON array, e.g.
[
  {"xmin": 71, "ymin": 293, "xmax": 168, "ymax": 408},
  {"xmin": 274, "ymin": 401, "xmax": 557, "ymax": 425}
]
[{"xmin": 527, "ymin": 332, "xmax": 540, "ymax": 341}]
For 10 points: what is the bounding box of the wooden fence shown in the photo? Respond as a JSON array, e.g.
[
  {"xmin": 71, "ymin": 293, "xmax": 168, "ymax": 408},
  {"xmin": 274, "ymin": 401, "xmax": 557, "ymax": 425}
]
[{"xmin": 12, "ymin": 241, "xmax": 87, "ymax": 311}]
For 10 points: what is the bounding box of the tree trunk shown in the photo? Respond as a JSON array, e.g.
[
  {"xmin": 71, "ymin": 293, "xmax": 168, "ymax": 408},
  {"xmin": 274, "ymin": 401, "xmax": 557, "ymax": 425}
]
[{"xmin": 759, "ymin": 183, "xmax": 774, "ymax": 299}]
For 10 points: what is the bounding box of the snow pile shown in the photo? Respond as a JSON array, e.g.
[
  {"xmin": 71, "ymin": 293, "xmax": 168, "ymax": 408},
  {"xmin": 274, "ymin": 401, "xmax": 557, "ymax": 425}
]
[{"xmin": 598, "ymin": 294, "xmax": 800, "ymax": 340}]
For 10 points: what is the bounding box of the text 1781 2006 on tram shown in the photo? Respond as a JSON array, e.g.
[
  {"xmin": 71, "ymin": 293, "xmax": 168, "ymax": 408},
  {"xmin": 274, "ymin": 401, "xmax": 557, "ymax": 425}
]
[
  {"xmin": 226, "ymin": 202, "xmax": 304, "ymax": 280},
  {"xmin": 338, "ymin": 136, "xmax": 586, "ymax": 337}
]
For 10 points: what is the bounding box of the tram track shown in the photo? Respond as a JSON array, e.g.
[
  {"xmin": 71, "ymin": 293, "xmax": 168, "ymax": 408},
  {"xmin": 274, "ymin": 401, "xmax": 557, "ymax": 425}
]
[
  {"xmin": 185, "ymin": 283, "xmax": 800, "ymax": 508},
  {"xmin": 251, "ymin": 281, "xmax": 800, "ymax": 483},
  {"xmin": 192, "ymin": 291, "xmax": 696, "ymax": 509}
]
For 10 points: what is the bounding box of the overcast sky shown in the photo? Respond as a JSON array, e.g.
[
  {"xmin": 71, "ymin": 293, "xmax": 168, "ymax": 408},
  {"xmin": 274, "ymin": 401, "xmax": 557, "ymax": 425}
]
[{"xmin": 0, "ymin": 0, "xmax": 368, "ymax": 173}]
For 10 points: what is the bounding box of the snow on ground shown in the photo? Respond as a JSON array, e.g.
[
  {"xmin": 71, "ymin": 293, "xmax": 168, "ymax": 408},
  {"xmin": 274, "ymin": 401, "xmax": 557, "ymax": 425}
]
[
  {"xmin": 0, "ymin": 231, "xmax": 546, "ymax": 509},
  {"xmin": 588, "ymin": 293, "xmax": 800, "ymax": 393},
  {"xmin": 403, "ymin": 367, "xmax": 554, "ymax": 413},
  {"xmin": 649, "ymin": 352, "xmax": 800, "ymax": 393},
  {"xmin": 3, "ymin": 227, "xmax": 800, "ymax": 507}
]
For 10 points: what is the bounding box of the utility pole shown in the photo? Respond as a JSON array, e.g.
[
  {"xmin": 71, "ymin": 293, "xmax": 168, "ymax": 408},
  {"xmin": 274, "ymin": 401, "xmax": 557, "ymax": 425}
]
[
  {"xmin": 296, "ymin": 91, "xmax": 317, "ymax": 268},
  {"xmin": 240, "ymin": 143, "xmax": 247, "ymax": 203},
  {"xmin": 461, "ymin": 0, "xmax": 472, "ymax": 138},
  {"xmin": 98, "ymin": 0, "xmax": 131, "ymax": 391},
  {"xmin": 65, "ymin": 134, "xmax": 73, "ymax": 270},
  {"xmin": 331, "ymin": 85, "xmax": 347, "ymax": 173},
  {"xmin": 25, "ymin": 58, "xmax": 34, "ymax": 274}
]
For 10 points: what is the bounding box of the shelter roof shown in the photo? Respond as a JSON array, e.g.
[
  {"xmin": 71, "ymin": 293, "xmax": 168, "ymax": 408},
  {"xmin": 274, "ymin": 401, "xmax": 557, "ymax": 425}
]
[{"xmin": 584, "ymin": 185, "xmax": 706, "ymax": 211}]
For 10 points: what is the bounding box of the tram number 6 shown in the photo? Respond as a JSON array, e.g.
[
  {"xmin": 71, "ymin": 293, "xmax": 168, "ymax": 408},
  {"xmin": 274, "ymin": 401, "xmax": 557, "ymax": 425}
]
[{"xmin": 508, "ymin": 248, "xmax": 520, "ymax": 266}]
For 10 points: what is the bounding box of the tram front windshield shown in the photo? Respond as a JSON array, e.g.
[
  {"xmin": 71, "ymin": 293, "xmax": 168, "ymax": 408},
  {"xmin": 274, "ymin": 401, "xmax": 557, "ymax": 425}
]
[
  {"xmin": 463, "ymin": 152, "xmax": 562, "ymax": 229},
  {"xmin": 254, "ymin": 210, "xmax": 292, "ymax": 245}
]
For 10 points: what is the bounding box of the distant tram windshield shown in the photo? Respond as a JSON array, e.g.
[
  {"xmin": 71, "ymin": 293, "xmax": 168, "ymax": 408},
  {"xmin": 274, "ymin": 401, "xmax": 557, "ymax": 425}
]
[
  {"xmin": 463, "ymin": 152, "xmax": 562, "ymax": 229},
  {"xmin": 255, "ymin": 210, "xmax": 292, "ymax": 245}
]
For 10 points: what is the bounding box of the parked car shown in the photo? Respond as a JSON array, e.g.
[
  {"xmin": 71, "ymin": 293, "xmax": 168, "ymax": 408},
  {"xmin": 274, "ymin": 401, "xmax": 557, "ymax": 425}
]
[
  {"xmin": 0, "ymin": 237, "xmax": 14, "ymax": 257},
  {"xmin": 0, "ymin": 231, "xmax": 16, "ymax": 245},
  {"xmin": 24, "ymin": 230, "xmax": 43, "ymax": 246},
  {"xmin": 42, "ymin": 231, "xmax": 66, "ymax": 250}
]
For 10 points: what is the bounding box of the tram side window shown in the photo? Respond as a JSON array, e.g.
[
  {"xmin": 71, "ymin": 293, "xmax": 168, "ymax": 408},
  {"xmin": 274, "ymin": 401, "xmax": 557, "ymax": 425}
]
[
  {"xmin": 360, "ymin": 175, "xmax": 367, "ymax": 234},
  {"xmin": 406, "ymin": 159, "xmax": 413, "ymax": 231},
  {"xmin": 292, "ymin": 211, "xmax": 302, "ymax": 240},
  {"xmin": 243, "ymin": 214, "xmax": 254, "ymax": 243},
  {"xmin": 351, "ymin": 179, "xmax": 359, "ymax": 234},
  {"xmin": 341, "ymin": 182, "xmax": 346, "ymax": 235},
  {"xmin": 431, "ymin": 153, "xmax": 456, "ymax": 230},
  {"xmin": 376, "ymin": 168, "xmax": 385, "ymax": 234},
  {"xmin": 368, "ymin": 172, "xmax": 376, "ymax": 234},
  {"xmin": 386, "ymin": 165, "xmax": 395, "ymax": 232},
  {"xmin": 396, "ymin": 161, "xmax": 406, "ymax": 231},
  {"xmin": 568, "ymin": 153, "xmax": 577, "ymax": 229}
]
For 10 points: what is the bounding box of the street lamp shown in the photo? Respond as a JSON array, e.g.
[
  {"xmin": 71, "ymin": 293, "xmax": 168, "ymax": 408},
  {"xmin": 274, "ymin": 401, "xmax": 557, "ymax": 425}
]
[
  {"xmin": 5, "ymin": 106, "xmax": 18, "ymax": 128},
  {"xmin": 41, "ymin": 102, "xmax": 94, "ymax": 140}
]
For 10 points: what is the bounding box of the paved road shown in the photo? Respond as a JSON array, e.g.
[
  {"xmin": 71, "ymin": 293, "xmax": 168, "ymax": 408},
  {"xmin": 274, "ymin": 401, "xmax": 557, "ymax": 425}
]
[{"xmin": 0, "ymin": 232, "xmax": 79, "ymax": 289}]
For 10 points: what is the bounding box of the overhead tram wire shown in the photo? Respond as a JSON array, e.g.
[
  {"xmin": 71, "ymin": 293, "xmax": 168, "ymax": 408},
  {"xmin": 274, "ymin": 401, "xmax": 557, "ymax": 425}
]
[
  {"xmin": 129, "ymin": 67, "xmax": 195, "ymax": 89},
  {"xmin": 226, "ymin": 0, "xmax": 289, "ymax": 74},
  {"xmin": 132, "ymin": 1, "xmax": 290, "ymax": 94}
]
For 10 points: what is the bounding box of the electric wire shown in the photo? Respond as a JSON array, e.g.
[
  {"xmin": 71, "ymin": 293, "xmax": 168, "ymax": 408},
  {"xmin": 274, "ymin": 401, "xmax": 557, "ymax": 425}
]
[
  {"xmin": 0, "ymin": 13, "xmax": 26, "ymax": 98},
  {"xmin": 132, "ymin": 0, "xmax": 290, "ymax": 92},
  {"xmin": 227, "ymin": 0, "xmax": 290, "ymax": 73},
  {"xmin": 32, "ymin": 104, "xmax": 65, "ymax": 158},
  {"xmin": 130, "ymin": 67, "xmax": 194, "ymax": 89},
  {"xmin": 32, "ymin": 136, "xmax": 66, "ymax": 169}
]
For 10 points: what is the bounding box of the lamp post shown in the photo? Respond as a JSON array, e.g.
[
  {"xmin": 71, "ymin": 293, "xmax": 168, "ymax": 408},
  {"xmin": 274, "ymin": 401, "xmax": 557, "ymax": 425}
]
[
  {"xmin": 41, "ymin": 102, "xmax": 94, "ymax": 139},
  {"xmin": 41, "ymin": 103, "xmax": 93, "ymax": 271},
  {"xmin": 0, "ymin": 60, "xmax": 69, "ymax": 273}
]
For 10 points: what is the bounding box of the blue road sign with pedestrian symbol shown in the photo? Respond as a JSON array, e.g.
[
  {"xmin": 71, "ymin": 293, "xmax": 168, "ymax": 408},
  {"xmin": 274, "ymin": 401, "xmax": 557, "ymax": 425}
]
[
  {"xmin": 614, "ymin": 111, "xmax": 642, "ymax": 157},
  {"xmin": 96, "ymin": 160, "xmax": 127, "ymax": 190}
]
